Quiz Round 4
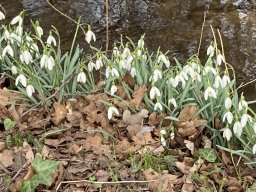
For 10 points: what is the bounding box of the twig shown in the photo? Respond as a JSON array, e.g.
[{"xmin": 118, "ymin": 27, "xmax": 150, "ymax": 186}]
[
  {"xmin": 56, "ymin": 179, "xmax": 157, "ymax": 191},
  {"xmin": 217, "ymin": 29, "xmax": 229, "ymax": 76},
  {"xmin": 197, "ymin": 12, "xmax": 206, "ymax": 56},
  {"xmin": 105, "ymin": 0, "xmax": 109, "ymax": 52},
  {"xmin": 45, "ymin": 0, "xmax": 86, "ymax": 37},
  {"xmin": 0, "ymin": 3, "xmax": 6, "ymax": 14},
  {"xmin": 236, "ymin": 78, "xmax": 256, "ymax": 91},
  {"xmin": 21, "ymin": 71, "xmax": 75, "ymax": 118}
]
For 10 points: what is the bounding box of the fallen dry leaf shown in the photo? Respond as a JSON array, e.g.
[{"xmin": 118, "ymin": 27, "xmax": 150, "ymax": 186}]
[
  {"xmin": 181, "ymin": 176, "xmax": 195, "ymax": 192},
  {"xmin": 178, "ymin": 106, "xmax": 198, "ymax": 121},
  {"xmin": 184, "ymin": 140, "xmax": 195, "ymax": 155},
  {"xmin": 22, "ymin": 142, "xmax": 34, "ymax": 163},
  {"xmin": 130, "ymin": 84, "xmax": 147, "ymax": 107},
  {"xmin": 52, "ymin": 102, "xmax": 67, "ymax": 125},
  {"xmin": 0, "ymin": 88, "xmax": 20, "ymax": 107},
  {"xmin": 123, "ymin": 109, "xmax": 148, "ymax": 125},
  {"xmin": 0, "ymin": 149, "xmax": 14, "ymax": 167}
]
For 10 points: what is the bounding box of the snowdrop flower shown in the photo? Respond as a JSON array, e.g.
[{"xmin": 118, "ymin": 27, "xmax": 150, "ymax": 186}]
[
  {"xmin": 207, "ymin": 44, "xmax": 214, "ymax": 57},
  {"xmin": 238, "ymin": 98, "xmax": 248, "ymax": 111},
  {"xmin": 40, "ymin": 54, "xmax": 55, "ymax": 70},
  {"xmin": 85, "ymin": 27, "xmax": 96, "ymax": 44},
  {"xmin": 95, "ymin": 57, "xmax": 103, "ymax": 70},
  {"xmin": 11, "ymin": 14, "xmax": 23, "ymax": 25},
  {"xmin": 122, "ymin": 47, "xmax": 131, "ymax": 57},
  {"xmin": 26, "ymin": 84, "xmax": 35, "ymax": 97},
  {"xmin": 168, "ymin": 98, "xmax": 177, "ymax": 108},
  {"xmin": 3, "ymin": 30, "xmax": 10, "ymax": 40},
  {"xmin": 253, "ymin": 123, "xmax": 256, "ymax": 134},
  {"xmin": 203, "ymin": 66, "xmax": 217, "ymax": 75},
  {"xmin": 2, "ymin": 45, "xmax": 14, "ymax": 57},
  {"xmin": 130, "ymin": 67, "xmax": 136, "ymax": 77},
  {"xmin": 10, "ymin": 33, "xmax": 22, "ymax": 44},
  {"xmin": 20, "ymin": 50, "xmax": 33, "ymax": 64},
  {"xmin": 253, "ymin": 144, "xmax": 256, "ymax": 154},
  {"xmin": 113, "ymin": 47, "xmax": 120, "ymax": 57},
  {"xmin": 241, "ymin": 113, "xmax": 253, "ymax": 128},
  {"xmin": 150, "ymin": 69, "xmax": 162, "ymax": 83},
  {"xmin": 223, "ymin": 111, "xmax": 233, "ymax": 124},
  {"xmin": 150, "ymin": 86, "xmax": 160, "ymax": 100},
  {"xmin": 223, "ymin": 128, "xmax": 232, "ymax": 141},
  {"xmin": 175, "ymin": 73, "xmax": 186, "ymax": 88},
  {"xmin": 16, "ymin": 25, "xmax": 23, "ymax": 36},
  {"xmin": 183, "ymin": 65, "xmax": 194, "ymax": 78},
  {"xmin": 214, "ymin": 75, "xmax": 222, "ymax": 89},
  {"xmin": 105, "ymin": 66, "xmax": 111, "ymax": 79},
  {"xmin": 0, "ymin": 11, "xmax": 5, "ymax": 20},
  {"xmin": 233, "ymin": 121, "xmax": 243, "ymax": 137},
  {"xmin": 107, "ymin": 106, "xmax": 119, "ymax": 120},
  {"xmin": 11, "ymin": 66, "xmax": 18, "ymax": 75},
  {"xmin": 77, "ymin": 71, "xmax": 87, "ymax": 83},
  {"xmin": 158, "ymin": 53, "xmax": 170, "ymax": 68},
  {"xmin": 15, "ymin": 74, "xmax": 27, "ymax": 87},
  {"xmin": 121, "ymin": 55, "xmax": 133, "ymax": 71},
  {"xmin": 40, "ymin": 54, "xmax": 48, "ymax": 68},
  {"xmin": 110, "ymin": 84, "xmax": 118, "ymax": 96},
  {"xmin": 216, "ymin": 53, "xmax": 224, "ymax": 65},
  {"xmin": 222, "ymin": 74, "xmax": 230, "ymax": 87},
  {"xmin": 88, "ymin": 61, "xmax": 96, "ymax": 72},
  {"xmin": 36, "ymin": 25, "xmax": 43, "ymax": 38},
  {"xmin": 160, "ymin": 130, "xmax": 167, "ymax": 147},
  {"xmin": 138, "ymin": 38, "xmax": 144, "ymax": 48},
  {"xmin": 169, "ymin": 77, "xmax": 178, "ymax": 88},
  {"xmin": 137, "ymin": 49, "xmax": 142, "ymax": 57},
  {"xmin": 47, "ymin": 33, "xmax": 57, "ymax": 46},
  {"xmin": 154, "ymin": 102, "xmax": 163, "ymax": 111},
  {"xmin": 225, "ymin": 97, "xmax": 232, "ymax": 110},
  {"xmin": 204, "ymin": 86, "xmax": 217, "ymax": 100},
  {"xmin": 111, "ymin": 68, "xmax": 119, "ymax": 77}
]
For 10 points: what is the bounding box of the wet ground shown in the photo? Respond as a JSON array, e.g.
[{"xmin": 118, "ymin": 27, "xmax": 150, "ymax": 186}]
[{"xmin": 1, "ymin": 0, "xmax": 256, "ymax": 102}]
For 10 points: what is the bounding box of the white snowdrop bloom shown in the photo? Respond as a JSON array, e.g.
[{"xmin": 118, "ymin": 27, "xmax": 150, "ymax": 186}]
[
  {"xmin": 222, "ymin": 74, "xmax": 230, "ymax": 87},
  {"xmin": 214, "ymin": 75, "xmax": 222, "ymax": 89},
  {"xmin": 207, "ymin": 44, "xmax": 214, "ymax": 56},
  {"xmin": 40, "ymin": 54, "xmax": 48, "ymax": 68},
  {"xmin": 154, "ymin": 101, "xmax": 163, "ymax": 111},
  {"xmin": 107, "ymin": 106, "xmax": 119, "ymax": 120},
  {"xmin": 25, "ymin": 35, "xmax": 33, "ymax": 42},
  {"xmin": 26, "ymin": 84, "xmax": 35, "ymax": 97},
  {"xmin": 105, "ymin": 66, "xmax": 111, "ymax": 79},
  {"xmin": 110, "ymin": 84, "xmax": 118, "ymax": 96},
  {"xmin": 225, "ymin": 97, "xmax": 232, "ymax": 110},
  {"xmin": 137, "ymin": 49, "xmax": 142, "ymax": 57},
  {"xmin": 95, "ymin": 57, "xmax": 103, "ymax": 70},
  {"xmin": 253, "ymin": 144, "xmax": 256, "ymax": 154},
  {"xmin": 46, "ymin": 56, "xmax": 55, "ymax": 71},
  {"xmin": 11, "ymin": 66, "xmax": 18, "ymax": 75},
  {"xmin": 47, "ymin": 34, "xmax": 57, "ymax": 46},
  {"xmin": 233, "ymin": 121, "xmax": 243, "ymax": 137},
  {"xmin": 241, "ymin": 113, "xmax": 253, "ymax": 128},
  {"xmin": 0, "ymin": 11, "xmax": 5, "ymax": 20},
  {"xmin": 204, "ymin": 86, "xmax": 217, "ymax": 100},
  {"xmin": 130, "ymin": 67, "xmax": 136, "ymax": 77},
  {"xmin": 111, "ymin": 68, "xmax": 119, "ymax": 77},
  {"xmin": 150, "ymin": 86, "xmax": 161, "ymax": 100},
  {"xmin": 77, "ymin": 72, "xmax": 87, "ymax": 83},
  {"xmin": 169, "ymin": 77, "xmax": 178, "ymax": 88},
  {"xmin": 15, "ymin": 25, "xmax": 23, "ymax": 36},
  {"xmin": 223, "ymin": 128, "xmax": 232, "ymax": 141},
  {"xmin": 4, "ymin": 30, "xmax": 10, "ymax": 40},
  {"xmin": 20, "ymin": 50, "xmax": 33, "ymax": 64},
  {"xmin": 122, "ymin": 47, "xmax": 131, "ymax": 57},
  {"xmin": 85, "ymin": 28, "xmax": 96, "ymax": 44},
  {"xmin": 142, "ymin": 54, "xmax": 147, "ymax": 61},
  {"xmin": 168, "ymin": 98, "xmax": 177, "ymax": 108},
  {"xmin": 216, "ymin": 53, "xmax": 224, "ymax": 65},
  {"xmin": 238, "ymin": 99, "xmax": 248, "ymax": 111},
  {"xmin": 11, "ymin": 15, "xmax": 23, "ymax": 25},
  {"xmin": 223, "ymin": 111, "xmax": 233, "ymax": 124},
  {"xmin": 2, "ymin": 45, "xmax": 14, "ymax": 57},
  {"xmin": 191, "ymin": 62, "xmax": 201, "ymax": 74},
  {"xmin": 15, "ymin": 74, "xmax": 27, "ymax": 87},
  {"xmin": 150, "ymin": 69, "xmax": 162, "ymax": 83},
  {"xmin": 158, "ymin": 54, "xmax": 170, "ymax": 68},
  {"xmin": 113, "ymin": 47, "xmax": 120, "ymax": 57},
  {"xmin": 175, "ymin": 74, "xmax": 186, "ymax": 88},
  {"xmin": 36, "ymin": 26, "xmax": 43, "ymax": 38},
  {"xmin": 10, "ymin": 33, "xmax": 22, "ymax": 43},
  {"xmin": 88, "ymin": 61, "xmax": 96, "ymax": 72},
  {"xmin": 121, "ymin": 55, "xmax": 133, "ymax": 71},
  {"xmin": 160, "ymin": 130, "xmax": 167, "ymax": 135},
  {"xmin": 183, "ymin": 65, "xmax": 194, "ymax": 79},
  {"xmin": 138, "ymin": 38, "xmax": 144, "ymax": 48},
  {"xmin": 203, "ymin": 66, "xmax": 217, "ymax": 75},
  {"xmin": 30, "ymin": 43, "xmax": 39, "ymax": 53},
  {"xmin": 160, "ymin": 136, "xmax": 166, "ymax": 147}
]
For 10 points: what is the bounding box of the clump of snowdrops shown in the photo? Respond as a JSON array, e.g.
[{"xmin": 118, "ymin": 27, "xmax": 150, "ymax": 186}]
[{"xmin": 0, "ymin": 11, "xmax": 256, "ymax": 164}]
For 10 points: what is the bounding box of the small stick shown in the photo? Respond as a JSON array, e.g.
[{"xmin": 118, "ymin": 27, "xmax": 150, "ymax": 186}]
[
  {"xmin": 56, "ymin": 179, "xmax": 157, "ymax": 191},
  {"xmin": 197, "ymin": 12, "xmax": 206, "ymax": 56}
]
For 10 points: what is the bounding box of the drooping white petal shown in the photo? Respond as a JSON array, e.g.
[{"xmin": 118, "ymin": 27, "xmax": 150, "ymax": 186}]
[
  {"xmin": 233, "ymin": 121, "xmax": 243, "ymax": 137},
  {"xmin": 77, "ymin": 72, "xmax": 87, "ymax": 83},
  {"xmin": 222, "ymin": 75, "xmax": 230, "ymax": 88},
  {"xmin": 85, "ymin": 30, "xmax": 96, "ymax": 44},
  {"xmin": 36, "ymin": 26, "xmax": 43, "ymax": 38},
  {"xmin": 150, "ymin": 87, "xmax": 160, "ymax": 100},
  {"xmin": 241, "ymin": 114, "xmax": 252, "ymax": 128},
  {"xmin": 168, "ymin": 98, "xmax": 177, "ymax": 108},
  {"xmin": 253, "ymin": 144, "xmax": 256, "ymax": 154},
  {"xmin": 107, "ymin": 106, "xmax": 119, "ymax": 120},
  {"xmin": 207, "ymin": 44, "xmax": 214, "ymax": 56},
  {"xmin": 223, "ymin": 128, "xmax": 232, "ymax": 141},
  {"xmin": 204, "ymin": 86, "xmax": 217, "ymax": 100},
  {"xmin": 88, "ymin": 61, "xmax": 96, "ymax": 72},
  {"xmin": 0, "ymin": 11, "xmax": 5, "ymax": 20},
  {"xmin": 111, "ymin": 68, "xmax": 119, "ymax": 77},
  {"xmin": 2, "ymin": 45, "xmax": 14, "ymax": 57},
  {"xmin": 15, "ymin": 74, "xmax": 27, "ymax": 87},
  {"xmin": 11, "ymin": 66, "xmax": 18, "ymax": 75},
  {"xmin": 130, "ymin": 67, "xmax": 136, "ymax": 77},
  {"xmin": 11, "ymin": 15, "xmax": 22, "ymax": 25},
  {"xmin": 238, "ymin": 99, "xmax": 248, "ymax": 111},
  {"xmin": 95, "ymin": 58, "xmax": 103, "ymax": 70},
  {"xmin": 225, "ymin": 97, "xmax": 232, "ymax": 110},
  {"xmin": 110, "ymin": 85, "xmax": 118, "ymax": 96},
  {"xmin": 154, "ymin": 102, "xmax": 163, "ymax": 111},
  {"xmin": 216, "ymin": 53, "xmax": 224, "ymax": 65},
  {"xmin": 223, "ymin": 111, "xmax": 233, "ymax": 124},
  {"xmin": 47, "ymin": 35, "xmax": 57, "ymax": 46},
  {"xmin": 46, "ymin": 56, "xmax": 55, "ymax": 71},
  {"xmin": 26, "ymin": 84, "xmax": 35, "ymax": 97}
]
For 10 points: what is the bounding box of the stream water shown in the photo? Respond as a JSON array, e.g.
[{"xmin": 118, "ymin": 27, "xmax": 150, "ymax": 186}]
[{"xmin": 1, "ymin": 0, "xmax": 256, "ymax": 103}]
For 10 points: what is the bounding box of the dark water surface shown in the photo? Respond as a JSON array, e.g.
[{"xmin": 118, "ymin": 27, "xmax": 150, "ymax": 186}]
[{"xmin": 1, "ymin": 0, "xmax": 256, "ymax": 102}]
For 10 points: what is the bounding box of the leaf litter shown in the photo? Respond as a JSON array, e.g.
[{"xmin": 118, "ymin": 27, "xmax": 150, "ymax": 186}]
[{"xmin": 0, "ymin": 89, "xmax": 255, "ymax": 191}]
